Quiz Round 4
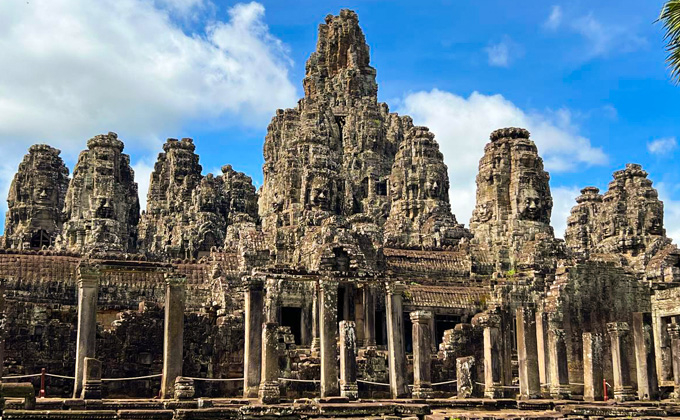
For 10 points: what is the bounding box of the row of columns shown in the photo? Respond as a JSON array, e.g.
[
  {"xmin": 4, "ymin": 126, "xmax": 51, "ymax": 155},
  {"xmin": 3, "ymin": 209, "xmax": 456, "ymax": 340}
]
[
  {"xmin": 72, "ymin": 264, "xmax": 187, "ymax": 399},
  {"xmin": 511, "ymin": 306, "xmax": 680, "ymax": 402},
  {"xmin": 243, "ymin": 279, "xmax": 434, "ymax": 402}
]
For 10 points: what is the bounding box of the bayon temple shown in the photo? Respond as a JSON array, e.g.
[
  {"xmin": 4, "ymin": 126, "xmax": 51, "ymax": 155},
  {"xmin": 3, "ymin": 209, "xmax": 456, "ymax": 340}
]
[{"xmin": 1, "ymin": 9, "xmax": 680, "ymax": 420}]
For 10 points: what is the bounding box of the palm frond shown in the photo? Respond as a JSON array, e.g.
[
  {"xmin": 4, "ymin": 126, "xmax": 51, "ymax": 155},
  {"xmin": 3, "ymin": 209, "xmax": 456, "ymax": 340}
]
[{"xmin": 659, "ymin": 0, "xmax": 680, "ymax": 84}]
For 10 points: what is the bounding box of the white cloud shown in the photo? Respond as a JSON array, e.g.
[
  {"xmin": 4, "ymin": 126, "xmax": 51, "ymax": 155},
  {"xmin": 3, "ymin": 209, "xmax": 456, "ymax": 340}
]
[
  {"xmin": 656, "ymin": 183, "xmax": 680, "ymax": 244},
  {"xmin": 132, "ymin": 157, "xmax": 156, "ymax": 213},
  {"xmin": 399, "ymin": 89, "xmax": 608, "ymax": 227},
  {"xmin": 0, "ymin": 0, "xmax": 296, "ymax": 229},
  {"xmin": 570, "ymin": 13, "xmax": 646, "ymax": 58},
  {"xmin": 551, "ymin": 186, "xmax": 581, "ymax": 239},
  {"xmin": 544, "ymin": 5, "xmax": 562, "ymax": 30},
  {"xmin": 485, "ymin": 40, "xmax": 510, "ymax": 67},
  {"xmin": 647, "ymin": 137, "xmax": 678, "ymax": 156}
]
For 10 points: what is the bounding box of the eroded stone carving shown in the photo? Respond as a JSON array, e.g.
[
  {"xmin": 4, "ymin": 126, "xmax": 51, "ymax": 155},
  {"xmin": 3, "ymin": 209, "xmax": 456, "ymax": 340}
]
[
  {"xmin": 469, "ymin": 128, "xmax": 556, "ymax": 271},
  {"xmin": 4, "ymin": 145, "xmax": 69, "ymax": 250},
  {"xmin": 565, "ymin": 164, "xmax": 672, "ymax": 272},
  {"xmin": 57, "ymin": 133, "xmax": 140, "ymax": 254},
  {"xmin": 138, "ymin": 138, "xmax": 258, "ymax": 259}
]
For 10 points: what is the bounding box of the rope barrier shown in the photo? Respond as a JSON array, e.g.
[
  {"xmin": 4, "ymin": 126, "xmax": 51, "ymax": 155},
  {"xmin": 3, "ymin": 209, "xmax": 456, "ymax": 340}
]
[
  {"xmin": 183, "ymin": 377, "xmax": 244, "ymax": 382},
  {"xmin": 45, "ymin": 374, "xmax": 75, "ymax": 380},
  {"xmin": 357, "ymin": 379, "xmax": 390, "ymax": 387},
  {"xmin": 431, "ymin": 380, "xmax": 457, "ymax": 386},
  {"xmin": 2, "ymin": 374, "xmax": 42, "ymax": 380},
  {"xmin": 278, "ymin": 377, "xmax": 319, "ymax": 384},
  {"xmin": 102, "ymin": 374, "xmax": 162, "ymax": 382}
]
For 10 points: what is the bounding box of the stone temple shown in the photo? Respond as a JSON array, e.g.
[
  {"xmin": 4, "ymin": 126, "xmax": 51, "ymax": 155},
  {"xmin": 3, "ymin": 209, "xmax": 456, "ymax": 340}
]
[{"xmin": 1, "ymin": 9, "xmax": 680, "ymax": 420}]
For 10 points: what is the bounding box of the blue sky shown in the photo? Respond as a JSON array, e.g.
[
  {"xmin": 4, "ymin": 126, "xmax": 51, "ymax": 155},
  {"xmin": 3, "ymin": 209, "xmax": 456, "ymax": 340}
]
[{"xmin": 1, "ymin": 0, "xmax": 679, "ymax": 240}]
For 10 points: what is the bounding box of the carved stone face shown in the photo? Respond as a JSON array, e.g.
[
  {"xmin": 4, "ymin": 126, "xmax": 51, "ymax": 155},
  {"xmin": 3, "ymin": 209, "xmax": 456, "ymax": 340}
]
[
  {"xmin": 645, "ymin": 212, "xmax": 664, "ymax": 236},
  {"xmin": 518, "ymin": 188, "xmax": 544, "ymax": 221},
  {"xmin": 476, "ymin": 201, "xmax": 493, "ymax": 223},
  {"xmin": 309, "ymin": 177, "xmax": 331, "ymax": 210}
]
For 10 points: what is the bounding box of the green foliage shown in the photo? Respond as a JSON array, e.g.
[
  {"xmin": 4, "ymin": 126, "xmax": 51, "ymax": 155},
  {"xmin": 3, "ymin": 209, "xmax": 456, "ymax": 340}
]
[{"xmin": 660, "ymin": 1, "xmax": 680, "ymax": 84}]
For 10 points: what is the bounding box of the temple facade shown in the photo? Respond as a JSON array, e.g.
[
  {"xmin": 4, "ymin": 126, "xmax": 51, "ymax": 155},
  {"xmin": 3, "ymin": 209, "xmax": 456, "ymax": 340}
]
[{"xmin": 1, "ymin": 8, "xmax": 680, "ymax": 419}]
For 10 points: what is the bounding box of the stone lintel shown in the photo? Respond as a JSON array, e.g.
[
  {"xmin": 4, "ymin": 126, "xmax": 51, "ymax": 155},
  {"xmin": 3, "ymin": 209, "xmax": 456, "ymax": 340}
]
[
  {"xmin": 385, "ymin": 281, "xmax": 405, "ymax": 295},
  {"xmin": 410, "ymin": 310, "xmax": 432, "ymax": 324},
  {"xmin": 164, "ymin": 273, "xmax": 187, "ymax": 287},
  {"xmin": 607, "ymin": 321, "xmax": 630, "ymax": 335}
]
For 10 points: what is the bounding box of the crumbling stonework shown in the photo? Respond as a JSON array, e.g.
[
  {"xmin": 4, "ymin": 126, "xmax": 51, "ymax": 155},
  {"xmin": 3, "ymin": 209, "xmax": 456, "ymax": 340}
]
[
  {"xmin": 4, "ymin": 145, "xmax": 69, "ymax": 250},
  {"xmin": 565, "ymin": 164, "xmax": 672, "ymax": 273},
  {"xmin": 138, "ymin": 139, "xmax": 258, "ymax": 259},
  {"xmin": 1, "ymin": 8, "xmax": 680, "ymax": 415},
  {"xmin": 385, "ymin": 125, "xmax": 469, "ymax": 250},
  {"xmin": 56, "ymin": 133, "xmax": 140, "ymax": 254},
  {"xmin": 258, "ymin": 10, "xmax": 463, "ymax": 272},
  {"xmin": 469, "ymin": 128, "xmax": 558, "ymax": 273}
]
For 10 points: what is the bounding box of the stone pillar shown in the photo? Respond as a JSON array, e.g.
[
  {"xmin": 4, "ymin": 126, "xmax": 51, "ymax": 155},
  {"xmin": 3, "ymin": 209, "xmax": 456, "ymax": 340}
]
[
  {"xmin": 0, "ymin": 279, "xmax": 5, "ymax": 380},
  {"xmin": 243, "ymin": 278, "xmax": 264, "ymax": 398},
  {"xmin": 535, "ymin": 311, "xmax": 551, "ymax": 395},
  {"xmin": 582, "ymin": 332, "xmax": 604, "ymax": 401},
  {"xmin": 301, "ymin": 293, "xmax": 313, "ymax": 347},
  {"xmin": 161, "ymin": 274, "xmax": 186, "ymax": 399},
  {"xmin": 668, "ymin": 323, "xmax": 680, "ymax": 400},
  {"xmin": 81, "ymin": 357, "xmax": 102, "ymax": 399},
  {"xmin": 516, "ymin": 307, "xmax": 540, "ymax": 399},
  {"xmin": 480, "ymin": 313, "xmax": 503, "ymax": 399},
  {"xmin": 456, "ymin": 356, "xmax": 475, "ymax": 398},
  {"xmin": 632, "ymin": 312, "xmax": 658, "ymax": 400},
  {"xmin": 319, "ymin": 279, "xmax": 339, "ymax": 397},
  {"xmin": 607, "ymin": 321, "xmax": 635, "ymax": 402},
  {"xmin": 73, "ymin": 264, "xmax": 100, "ymax": 399},
  {"xmin": 386, "ymin": 282, "xmax": 409, "ymax": 398},
  {"xmin": 258, "ymin": 322, "xmax": 280, "ymax": 404},
  {"xmin": 547, "ymin": 318, "xmax": 570, "ymax": 399},
  {"xmin": 411, "ymin": 311, "xmax": 433, "ymax": 399},
  {"xmin": 311, "ymin": 280, "xmax": 320, "ymax": 355},
  {"xmin": 363, "ymin": 285, "xmax": 376, "ymax": 348},
  {"xmin": 339, "ymin": 320, "xmax": 358, "ymax": 400}
]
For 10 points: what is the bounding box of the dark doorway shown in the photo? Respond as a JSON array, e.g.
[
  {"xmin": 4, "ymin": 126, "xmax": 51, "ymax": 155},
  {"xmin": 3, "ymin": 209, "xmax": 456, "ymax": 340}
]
[
  {"xmin": 30, "ymin": 229, "xmax": 50, "ymax": 249},
  {"xmin": 404, "ymin": 312, "xmax": 413, "ymax": 353},
  {"xmin": 376, "ymin": 309, "xmax": 386, "ymax": 345},
  {"xmin": 281, "ymin": 307, "xmax": 302, "ymax": 345},
  {"xmin": 337, "ymin": 286, "xmax": 346, "ymax": 321},
  {"xmin": 435, "ymin": 314, "xmax": 461, "ymax": 348}
]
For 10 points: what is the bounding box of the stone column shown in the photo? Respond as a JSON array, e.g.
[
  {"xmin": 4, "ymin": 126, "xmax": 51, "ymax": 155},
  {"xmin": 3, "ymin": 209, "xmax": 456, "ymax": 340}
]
[
  {"xmin": 456, "ymin": 356, "xmax": 475, "ymax": 398},
  {"xmin": 311, "ymin": 280, "xmax": 320, "ymax": 355},
  {"xmin": 161, "ymin": 274, "xmax": 186, "ymax": 399},
  {"xmin": 73, "ymin": 264, "xmax": 100, "ymax": 398},
  {"xmin": 0, "ymin": 279, "xmax": 5, "ymax": 380},
  {"xmin": 258, "ymin": 322, "xmax": 280, "ymax": 404},
  {"xmin": 363, "ymin": 285, "xmax": 376, "ymax": 348},
  {"xmin": 81, "ymin": 357, "xmax": 102, "ymax": 399},
  {"xmin": 386, "ymin": 282, "xmax": 409, "ymax": 398},
  {"xmin": 339, "ymin": 320, "xmax": 358, "ymax": 400},
  {"xmin": 411, "ymin": 311, "xmax": 433, "ymax": 399},
  {"xmin": 516, "ymin": 307, "xmax": 540, "ymax": 399},
  {"xmin": 535, "ymin": 311, "xmax": 551, "ymax": 395},
  {"xmin": 547, "ymin": 318, "xmax": 570, "ymax": 399},
  {"xmin": 668, "ymin": 323, "xmax": 680, "ymax": 400},
  {"xmin": 301, "ymin": 293, "xmax": 313, "ymax": 347},
  {"xmin": 607, "ymin": 321, "xmax": 635, "ymax": 402},
  {"xmin": 632, "ymin": 312, "xmax": 658, "ymax": 400},
  {"xmin": 319, "ymin": 279, "xmax": 339, "ymax": 397},
  {"xmin": 582, "ymin": 332, "xmax": 604, "ymax": 401},
  {"xmin": 243, "ymin": 278, "xmax": 264, "ymax": 398},
  {"xmin": 480, "ymin": 313, "xmax": 503, "ymax": 399}
]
